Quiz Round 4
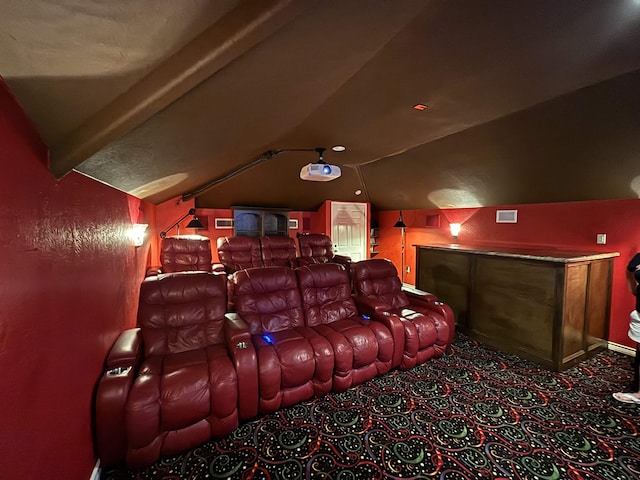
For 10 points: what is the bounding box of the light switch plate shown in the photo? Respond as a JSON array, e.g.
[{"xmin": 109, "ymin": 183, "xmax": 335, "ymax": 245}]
[{"xmin": 596, "ymin": 233, "xmax": 607, "ymax": 245}]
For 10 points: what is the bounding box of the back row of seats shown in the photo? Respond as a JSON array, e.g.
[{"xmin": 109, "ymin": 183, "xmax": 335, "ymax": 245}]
[
  {"xmin": 95, "ymin": 239, "xmax": 455, "ymax": 469},
  {"xmin": 146, "ymin": 233, "xmax": 351, "ymax": 276}
]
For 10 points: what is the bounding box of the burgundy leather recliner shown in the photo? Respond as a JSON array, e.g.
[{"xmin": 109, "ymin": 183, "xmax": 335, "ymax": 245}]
[
  {"xmin": 295, "ymin": 263, "xmax": 404, "ymax": 391},
  {"xmin": 229, "ymin": 266, "xmax": 335, "ymax": 414},
  {"xmin": 296, "ymin": 233, "xmax": 351, "ymax": 267},
  {"xmin": 95, "ymin": 272, "xmax": 258, "ymax": 468},
  {"xmin": 350, "ymin": 258, "xmax": 455, "ymax": 369},
  {"xmin": 145, "ymin": 235, "xmax": 224, "ymax": 276},
  {"xmin": 260, "ymin": 235, "xmax": 298, "ymax": 268},
  {"xmin": 217, "ymin": 235, "xmax": 264, "ymax": 274}
]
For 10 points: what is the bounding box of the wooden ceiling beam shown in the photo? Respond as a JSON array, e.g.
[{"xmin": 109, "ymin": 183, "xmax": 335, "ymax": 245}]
[{"xmin": 48, "ymin": 0, "xmax": 314, "ymax": 178}]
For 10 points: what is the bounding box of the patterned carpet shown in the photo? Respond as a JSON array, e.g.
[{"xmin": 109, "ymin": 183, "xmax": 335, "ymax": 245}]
[{"xmin": 102, "ymin": 334, "xmax": 640, "ymax": 479}]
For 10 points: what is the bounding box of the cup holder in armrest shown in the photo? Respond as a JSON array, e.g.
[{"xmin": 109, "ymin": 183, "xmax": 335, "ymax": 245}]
[{"xmin": 106, "ymin": 366, "xmax": 133, "ymax": 376}]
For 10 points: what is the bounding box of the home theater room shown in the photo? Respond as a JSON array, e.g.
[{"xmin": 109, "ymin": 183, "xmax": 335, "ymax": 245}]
[{"xmin": 2, "ymin": 1, "xmax": 640, "ymax": 479}]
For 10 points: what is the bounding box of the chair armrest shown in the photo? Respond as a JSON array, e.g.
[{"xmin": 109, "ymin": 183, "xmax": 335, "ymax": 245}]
[
  {"xmin": 333, "ymin": 254, "xmax": 352, "ymax": 265},
  {"xmin": 412, "ymin": 300, "xmax": 456, "ymax": 346},
  {"xmin": 225, "ymin": 313, "xmax": 259, "ymax": 419},
  {"xmin": 295, "ymin": 256, "xmax": 316, "ymax": 267},
  {"xmin": 211, "ymin": 263, "xmax": 226, "ymax": 275},
  {"xmin": 224, "ymin": 313, "xmax": 252, "ymax": 349},
  {"xmin": 145, "ymin": 266, "xmax": 162, "ymax": 277},
  {"xmin": 368, "ymin": 311, "xmax": 405, "ymax": 369},
  {"xmin": 95, "ymin": 328, "xmax": 142, "ymax": 466},
  {"xmin": 352, "ymin": 295, "xmax": 388, "ymax": 315},
  {"xmin": 402, "ymin": 284, "xmax": 438, "ymax": 305},
  {"xmin": 105, "ymin": 328, "xmax": 143, "ymax": 370}
]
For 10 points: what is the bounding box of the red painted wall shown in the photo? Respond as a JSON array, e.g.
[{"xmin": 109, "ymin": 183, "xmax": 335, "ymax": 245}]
[
  {"xmin": 376, "ymin": 200, "xmax": 640, "ymax": 349},
  {"xmin": 0, "ymin": 80, "xmax": 154, "ymax": 479}
]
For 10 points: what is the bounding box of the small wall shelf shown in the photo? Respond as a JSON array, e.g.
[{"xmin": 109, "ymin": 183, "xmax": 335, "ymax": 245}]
[
  {"xmin": 370, "ymin": 227, "xmax": 380, "ymax": 257},
  {"xmin": 425, "ymin": 214, "xmax": 440, "ymax": 227}
]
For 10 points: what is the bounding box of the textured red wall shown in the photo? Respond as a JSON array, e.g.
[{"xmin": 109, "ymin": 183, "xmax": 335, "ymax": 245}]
[
  {"xmin": 0, "ymin": 80, "xmax": 153, "ymax": 479},
  {"xmin": 376, "ymin": 200, "xmax": 640, "ymax": 349}
]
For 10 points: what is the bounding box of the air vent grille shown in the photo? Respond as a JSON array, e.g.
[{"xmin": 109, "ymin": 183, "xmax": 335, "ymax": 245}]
[
  {"xmin": 496, "ymin": 210, "xmax": 518, "ymax": 223},
  {"xmin": 214, "ymin": 218, "xmax": 234, "ymax": 229}
]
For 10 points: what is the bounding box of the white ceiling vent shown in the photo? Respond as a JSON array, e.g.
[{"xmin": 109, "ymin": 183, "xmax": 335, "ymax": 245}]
[{"xmin": 496, "ymin": 209, "xmax": 518, "ymax": 223}]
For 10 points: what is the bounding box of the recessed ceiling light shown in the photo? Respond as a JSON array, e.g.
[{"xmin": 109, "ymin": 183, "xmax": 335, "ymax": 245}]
[
  {"xmin": 332, "ymin": 145, "xmax": 346, "ymax": 152},
  {"xmin": 355, "ymin": 189, "xmax": 362, "ymax": 195},
  {"xmin": 413, "ymin": 104, "xmax": 428, "ymax": 111}
]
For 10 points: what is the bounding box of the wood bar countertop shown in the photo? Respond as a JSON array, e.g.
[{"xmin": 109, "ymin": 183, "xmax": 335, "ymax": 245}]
[{"xmin": 414, "ymin": 243, "xmax": 619, "ymax": 263}]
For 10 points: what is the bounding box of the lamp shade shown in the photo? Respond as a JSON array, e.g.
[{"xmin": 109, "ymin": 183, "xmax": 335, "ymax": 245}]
[
  {"xmin": 186, "ymin": 216, "xmax": 204, "ymax": 229},
  {"xmin": 393, "ymin": 211, "xmax": 406, "ymax": 228}
]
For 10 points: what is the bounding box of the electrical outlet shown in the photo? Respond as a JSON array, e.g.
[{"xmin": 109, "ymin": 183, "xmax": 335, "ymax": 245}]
[
  {"xmin": 405, "ymin": 266, "xmax": 411, "ymax": 273},
  {"xmin": 596, "ymin": 233, "xmax": 607, "ymax": 245}
]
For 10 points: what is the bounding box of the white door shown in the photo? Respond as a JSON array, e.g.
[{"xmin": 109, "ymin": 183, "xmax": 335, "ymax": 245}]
[{"xmin": 331, "ymin": 202, "xmax": 367, "ymax": 262}]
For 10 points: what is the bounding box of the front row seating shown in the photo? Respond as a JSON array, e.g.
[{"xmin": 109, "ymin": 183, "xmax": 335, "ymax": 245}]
[
  {"xmin": 95, "ymin": 272, "xmax": 257, "ymax": 468},
  {"xmin": 350, "ymin": 259, "xmax": 455, "ymax": 370},
  {"xmin": 295, "ymin": 263, "xmax": 402, "ymax": 390},
  {"xmin": 229, "ymin": 267, "xmax": 335, "ymax": 414},
  {"xmin": 95, "ymin": 259, "xmax": 454, "ymax": 468}
]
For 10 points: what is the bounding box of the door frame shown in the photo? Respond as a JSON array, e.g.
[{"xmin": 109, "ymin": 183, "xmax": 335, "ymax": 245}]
[{"xmin": 330, "ymin": 201, "xmax": 368, "ymax": 261}]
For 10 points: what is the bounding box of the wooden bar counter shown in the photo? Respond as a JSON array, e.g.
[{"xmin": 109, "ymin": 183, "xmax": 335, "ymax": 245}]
[{"xmin": 415, "ymin": 244, "xmax": 619, "ymax": 371}]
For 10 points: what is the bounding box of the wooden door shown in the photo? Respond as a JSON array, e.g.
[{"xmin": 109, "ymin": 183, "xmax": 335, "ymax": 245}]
[{"xmin": 331, "ymin": 202, "xmax": 367, "ymax": 261}]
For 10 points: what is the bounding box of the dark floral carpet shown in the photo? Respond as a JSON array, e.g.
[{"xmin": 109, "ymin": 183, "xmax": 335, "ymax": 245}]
[{"xmin": 103, "ymin": 334, "xmax": 640, "ymax": 479}]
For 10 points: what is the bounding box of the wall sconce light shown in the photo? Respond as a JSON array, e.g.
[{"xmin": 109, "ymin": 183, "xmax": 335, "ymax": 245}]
[
  {"xmin": 130, "ymin": 224, "xmax": 148, "ymax": 247},
  {"xmin": 449, "ymin": 223, "xmax": 461, "ymax": 240},
  {"xmin": 160, "ymin": 208, "xmax": 204, "ymax": 238}
]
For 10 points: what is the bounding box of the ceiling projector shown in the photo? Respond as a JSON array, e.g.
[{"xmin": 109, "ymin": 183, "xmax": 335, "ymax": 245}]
[{"xmin": 299, "ymin": 162, "xmax": 341, "ymax": 182}]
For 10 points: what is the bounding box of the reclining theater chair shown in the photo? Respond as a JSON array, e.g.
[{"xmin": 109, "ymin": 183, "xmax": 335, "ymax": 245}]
[
  {"xmin": 95, "ymin": 272, "xmax": 258, "ymax": 468},
  {"xmin": 229, "ymin": 266, "xmax": 335, "ymax": 414},
  {"xmin": 217, "ymin": 235, "xmax": 263, "ymax": 274},
  {"xmin": 350, "ymin": 258, "xmax": 455, "ymax": 370},
  {"xmin": 146, "ymin": 235, "xmax": 223, "ymax": 276},
  {"xmin": 296, "ymin": 233, "xmax": 351, "ymax": 267},
  {"xmin": 296, "ymin": 262, "xmax": 404, "ymax": 391},
  {"xmin": 260, "ymin": 235, "xmax": 298, "ymax": 268}
]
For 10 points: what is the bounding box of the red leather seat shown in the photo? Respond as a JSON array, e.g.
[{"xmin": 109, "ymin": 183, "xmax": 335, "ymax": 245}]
[
  {"xmin": 260, "ymin": 235, "xmax": 297, "ymax": 268},
  {"xmin": 295, "ymin": 263, "xmax": 402, "ymax": 391},
  {"xmin": 95, "ymin": 272, "xmax": 257, "ymax": 468},
  {"xmin": 145, "ymin": 235, "xmax": 224, "ymax": 276},
  {"xmin": 350, "ymin": 258, "xmax": 455, "ymax": 370},
  {"xmin": 217, "ymin": 236, "xmax": 263, "ymax": 274},
  {"xmin": 296, "ymin": 233, "xmax": 351, "ymax": 267},
  {"xmin": 230, "ymin": 266, "xmax": 334, "ymax": 414}
]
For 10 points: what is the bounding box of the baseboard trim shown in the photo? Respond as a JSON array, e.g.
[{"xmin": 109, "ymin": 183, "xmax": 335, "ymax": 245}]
[
  {"xmin": 89, "ymin": 459, "xmax": 101, "ymax": 480},
  {"xmin": 608, "ymin": 341, "xmax": 636, "ymax": 356}
]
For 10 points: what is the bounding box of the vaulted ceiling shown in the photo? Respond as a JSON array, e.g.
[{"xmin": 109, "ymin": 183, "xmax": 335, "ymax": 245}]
[{"xmin": 2, "ymin": 0, "xmax": 640, "ymax": 211}]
